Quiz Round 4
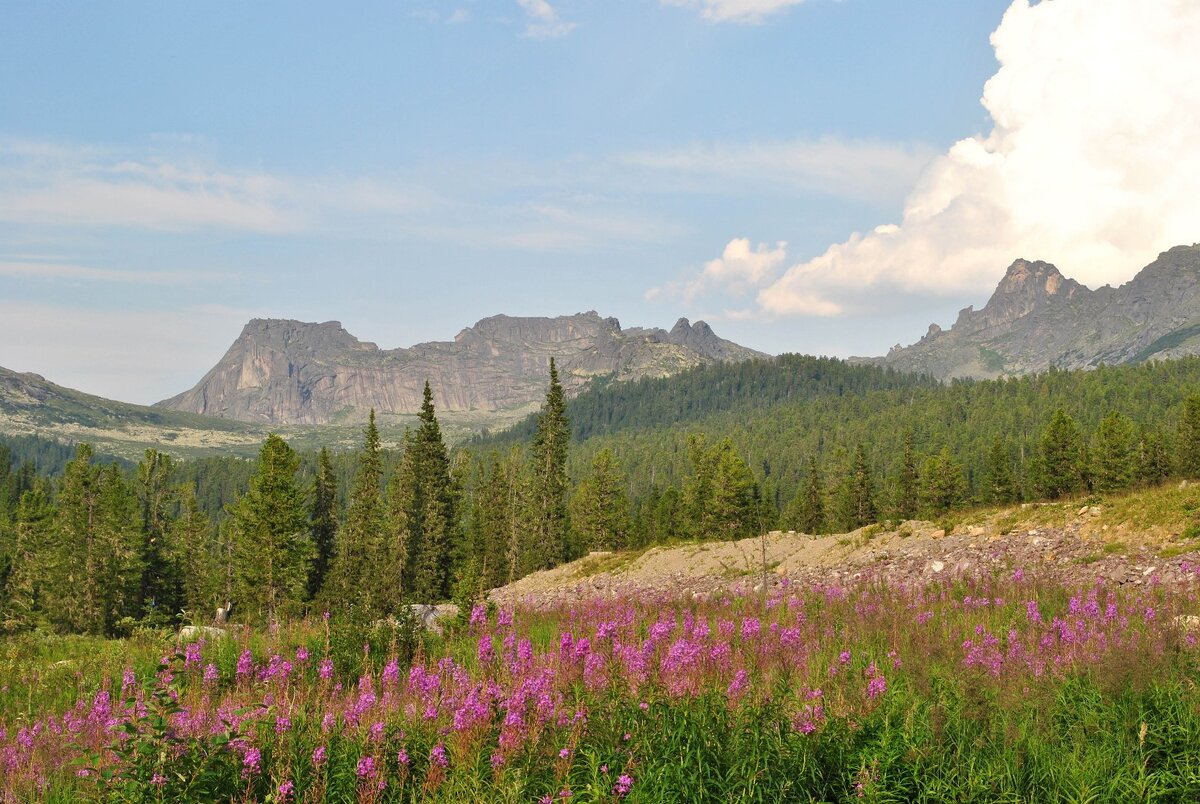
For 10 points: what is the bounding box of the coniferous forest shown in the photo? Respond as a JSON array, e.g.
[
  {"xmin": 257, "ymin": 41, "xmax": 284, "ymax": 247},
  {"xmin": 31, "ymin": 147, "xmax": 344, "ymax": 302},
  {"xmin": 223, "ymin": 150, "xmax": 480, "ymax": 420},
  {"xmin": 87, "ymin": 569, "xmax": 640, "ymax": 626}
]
[{"xmin": 4, "ymin": 354, "xmax": 1200, "ymax": 634}]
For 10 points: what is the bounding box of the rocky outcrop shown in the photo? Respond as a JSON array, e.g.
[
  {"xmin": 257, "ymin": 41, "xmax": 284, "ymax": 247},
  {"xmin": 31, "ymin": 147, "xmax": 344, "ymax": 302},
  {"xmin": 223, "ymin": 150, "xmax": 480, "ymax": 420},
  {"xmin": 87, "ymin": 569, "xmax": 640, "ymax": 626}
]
[
  {"xmin": 875, "ymin": 244, "xmax": 1200, "ymax": 380},
  {"xmin": 156, "ymin": 312, "xmax": 767, "ymax": 425}
]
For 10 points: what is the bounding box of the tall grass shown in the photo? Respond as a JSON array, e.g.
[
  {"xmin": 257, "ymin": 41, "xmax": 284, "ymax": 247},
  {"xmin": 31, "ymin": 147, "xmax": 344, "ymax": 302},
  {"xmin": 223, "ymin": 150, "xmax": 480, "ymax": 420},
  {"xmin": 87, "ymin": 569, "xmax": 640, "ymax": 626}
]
[{"xmin": 3, "ymin": 564, "xmax": 1199, "ymax": 802}]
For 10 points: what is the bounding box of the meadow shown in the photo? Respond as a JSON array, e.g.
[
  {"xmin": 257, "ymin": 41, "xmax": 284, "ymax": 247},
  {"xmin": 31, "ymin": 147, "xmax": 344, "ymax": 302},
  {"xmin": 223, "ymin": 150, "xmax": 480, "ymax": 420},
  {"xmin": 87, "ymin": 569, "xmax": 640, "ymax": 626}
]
[{"xmin": 3, "ymin": 564, "xmax": 1200, "ymax": 803}]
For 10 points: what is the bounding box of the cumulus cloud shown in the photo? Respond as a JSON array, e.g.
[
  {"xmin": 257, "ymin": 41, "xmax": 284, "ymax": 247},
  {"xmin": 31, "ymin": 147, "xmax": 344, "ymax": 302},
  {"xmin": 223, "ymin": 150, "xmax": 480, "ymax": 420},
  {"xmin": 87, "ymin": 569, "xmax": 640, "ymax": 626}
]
[
  {"xmin": 517, "ymin": 0, "xmax": 577, "ymax": 38},
  {"xmin": 650, "ymin": 238, "xmax": 788, "ymax": 304},
  {"xmin": 757, "ymin": 0, "xmax": 1200, "ymax": 318},
  {"xmin": 621, "ymin": 138, "xmax": 937, "ymax": 204},
  {"xmin": 662, "ymin": 0, "xmax": 810, "ymax": 24}
]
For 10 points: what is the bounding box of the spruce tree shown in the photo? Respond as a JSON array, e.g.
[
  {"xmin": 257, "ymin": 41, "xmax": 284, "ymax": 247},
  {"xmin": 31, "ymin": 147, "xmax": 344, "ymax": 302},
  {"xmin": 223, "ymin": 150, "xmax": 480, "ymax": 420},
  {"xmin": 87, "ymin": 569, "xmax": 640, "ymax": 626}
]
[
  {"xmin": 783, "ymin": 456, "xmax": 826, "ymax": 535},
  {"xmin": 1038, "ymin": 408, "xmax": 1085, "ymax": 499},
  {"xmin": 1177, "ymin": 394, "xmax": 1200, "ymax": 478},
  {"xmin": 919, "ymin": 448, "xmax": 965, "ymax": 516},
  {"xmin": 403, "ymin": 382, "xmax": 458, "ymax": 602},
  {"xmin": 136, "ymin": 450, "xmax": 180, "ymax": 622},
  {"xmin": 1093, "ymin": 411, "xmax": 1135, "ymax": 493},
  {"xmin": 229, "ymin": 434, "xmax": 311, "ymax": 622},
  {"xmin": 528, "ymin": 359, "xmax": 571, "ymax": 569},
  {"xmin": 172, "ymin": 486, "xmax": 219, "ymax": 622},
  {"xmin": 1136, "ymin": 426, "xmax": 1172, "ymax": 486},
  {"xmin": 570, "ymin": 447, "xmax": 630, "ymax": 552},
  {"xmin": 985, "ymin": 435, "xmax": 1017, "ymax": 504},
  {"xmin": 308, "ymin": 447, "xmax": 339, "ymax": 598},
  {"xmin": 326, "ymin": 411, "xmax": 387, "ymax": 615},
  {"xmin": 5, "ymin": 482, "xmax": 54, "ymax": 630},
  {"xmin": 894, "ymin": 434, "xmax": 919, "ymax": 519},
  {"xmin": 838, "ymin": 445, "xmax": 877, "ymax": 530}
]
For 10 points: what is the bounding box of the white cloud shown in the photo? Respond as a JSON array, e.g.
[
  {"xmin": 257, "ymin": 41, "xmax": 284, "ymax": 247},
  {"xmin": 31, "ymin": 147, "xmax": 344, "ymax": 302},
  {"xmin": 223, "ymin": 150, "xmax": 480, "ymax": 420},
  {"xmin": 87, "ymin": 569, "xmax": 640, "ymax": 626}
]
[
  {"xmin": 650, "ymin": 238, "xmax": 788, "ymax": 303},
  {"xmin": 662, "ymin": 0, "xmax": 810, "ymax": 24},
  {"xmin": 758, "ymin": 0, "xmax": 1200, "ymax": 318},
  {"xmin": 621, "ymin": 138, "xmax": 937, "ymax": 204},
  {"xmin": 517, "ymin": 0, "xmax": 577, "ymax": 38}
]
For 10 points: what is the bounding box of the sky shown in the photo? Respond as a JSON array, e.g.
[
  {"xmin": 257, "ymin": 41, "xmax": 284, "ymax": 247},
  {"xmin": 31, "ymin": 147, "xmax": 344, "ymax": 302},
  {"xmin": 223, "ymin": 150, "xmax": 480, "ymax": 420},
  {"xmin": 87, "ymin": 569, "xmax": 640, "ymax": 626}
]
[{"xmin": 2, "ymin": 0, "xmax": 1198, "ymax": 404}]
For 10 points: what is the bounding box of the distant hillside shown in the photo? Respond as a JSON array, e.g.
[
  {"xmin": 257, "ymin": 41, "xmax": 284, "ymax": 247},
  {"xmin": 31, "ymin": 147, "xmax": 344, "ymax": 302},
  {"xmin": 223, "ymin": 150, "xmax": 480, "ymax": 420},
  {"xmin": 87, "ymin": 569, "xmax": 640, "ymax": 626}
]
[
  {"xmin": 872, "ymin": 244, "xmax": 1200, "ymax": 380},
  {"xmin": 156, "ymin": 312, "xmax": 767, "ymax": 426}
]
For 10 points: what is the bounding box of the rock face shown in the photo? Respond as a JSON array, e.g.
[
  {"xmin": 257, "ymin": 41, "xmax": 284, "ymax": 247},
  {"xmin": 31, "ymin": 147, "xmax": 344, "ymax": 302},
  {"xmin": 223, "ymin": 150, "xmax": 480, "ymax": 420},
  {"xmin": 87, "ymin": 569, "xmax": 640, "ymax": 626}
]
[
  {"xmin": 877, "ymin": 244, "xmax": 1200, "ymax": 380},
  {"xmin": 157, "ymin": 312, "xmax": 767, "ymax": 424}
]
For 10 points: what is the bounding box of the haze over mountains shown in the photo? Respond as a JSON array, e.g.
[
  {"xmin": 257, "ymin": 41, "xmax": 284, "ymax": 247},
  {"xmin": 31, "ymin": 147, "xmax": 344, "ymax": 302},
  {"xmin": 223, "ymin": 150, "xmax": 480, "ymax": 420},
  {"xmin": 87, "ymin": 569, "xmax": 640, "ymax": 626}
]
[
  {"xmin": 155, "ymin": 313, "xmax": 766, "ymax": 425},
  {"xmin": 872, "ymin": 245, "xmax": 1200, "ymax": 380}
]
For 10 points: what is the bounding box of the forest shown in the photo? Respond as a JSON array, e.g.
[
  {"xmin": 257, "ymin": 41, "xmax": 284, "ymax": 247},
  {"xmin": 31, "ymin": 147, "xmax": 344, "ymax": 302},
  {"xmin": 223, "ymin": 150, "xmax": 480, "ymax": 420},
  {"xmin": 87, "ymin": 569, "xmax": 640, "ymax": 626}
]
[{"xmin": 4, "ymin": 354, "xmax": 1200, "ymax": 635}]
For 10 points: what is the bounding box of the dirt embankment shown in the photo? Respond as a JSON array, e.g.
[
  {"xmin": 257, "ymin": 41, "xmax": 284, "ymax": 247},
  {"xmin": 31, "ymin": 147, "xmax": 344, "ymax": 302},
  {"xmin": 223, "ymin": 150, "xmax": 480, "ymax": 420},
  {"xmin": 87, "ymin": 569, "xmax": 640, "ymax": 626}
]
[{"xmin": 489, "ymin": 503, "xmax": 1200, "ymax": 610}]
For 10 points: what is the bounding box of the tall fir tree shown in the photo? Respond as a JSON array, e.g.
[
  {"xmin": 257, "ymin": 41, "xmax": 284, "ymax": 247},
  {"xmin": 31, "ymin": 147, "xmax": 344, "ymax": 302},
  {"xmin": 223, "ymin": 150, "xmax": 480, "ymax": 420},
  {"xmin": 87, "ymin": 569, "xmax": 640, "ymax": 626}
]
[
  {"xmin": 893, "ymin": 434, "xmax": 919, "ymax": 520},
  {"xmin": 326, "ymin": 411, "xmax": 388, "ymax": 615},
  {"xmin": 4, "ymin": 482, "xmax": 54, "ymax": 629},
  {"xmin": 1177, "ymin": 394, "xmax": 1200, "ymax": 478},
  {"xmin": 1092, "ymin": 411, "xmax": 1136, "ymax": 493},
  {"xmin": 308, "ymin": 447, "xmax": 339, "ymax": 598},
  {"xmin": 570, "ymin": 447, "xmax": 630, "ymax": 552},
  {"xmin": 783, "ymin": 456, "xmax": 826, "ymax": 535},
  {"xmin": 837, "ymin": 445, "xmax": 877, "ymax": 530},
  {"xmin": 1136, "ymin": 426, "xmax": 1172, "ymax": 486},
  {"xmin": 172, "ymin": 486, "xmax": 219, "ymax": 622},
  {"xmin": 136, "ymin": 450, "xmax": 180, "ymax": 621},
  {"xmin": 402, "ymin": 382, "xmax": 458, "ymax": 602},
  {"xmin": 229, "ymin": 434, "xmax": 312, "ymax": 622},
  {"xmin": 919, "ymin": 448, "xmax": 965, "ymax": 516},
  {"xmin": 1038, "ymin": 408, "xmax": 1086, "ymax": 499},
  {"xmin": 528, "ymin": 359, "xmax": 571, "ymax": 569},
  {"xmin": 985, "ymin": 435, "xmax": 1017, "ymax": 504}
]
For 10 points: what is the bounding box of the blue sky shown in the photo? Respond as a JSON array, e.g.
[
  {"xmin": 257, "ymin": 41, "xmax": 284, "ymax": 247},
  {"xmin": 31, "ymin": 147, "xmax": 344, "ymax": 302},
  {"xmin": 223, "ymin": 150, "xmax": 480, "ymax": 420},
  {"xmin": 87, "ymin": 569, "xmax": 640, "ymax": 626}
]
[{"xmin": 2, "ymin": 0, "xmax": 1197, "ymax": 404}]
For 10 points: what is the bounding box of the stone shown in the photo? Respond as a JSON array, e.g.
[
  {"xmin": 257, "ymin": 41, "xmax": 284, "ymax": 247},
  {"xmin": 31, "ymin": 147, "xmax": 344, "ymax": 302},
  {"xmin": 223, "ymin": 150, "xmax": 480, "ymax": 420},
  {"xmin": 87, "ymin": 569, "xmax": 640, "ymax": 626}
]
[
  {"xmin": 930, "ymin": 560, "xmax": 945, "ymax": 573},
  {"xmin": 178, "ymin": 625, "xmax": 228, "ymax": 642}
]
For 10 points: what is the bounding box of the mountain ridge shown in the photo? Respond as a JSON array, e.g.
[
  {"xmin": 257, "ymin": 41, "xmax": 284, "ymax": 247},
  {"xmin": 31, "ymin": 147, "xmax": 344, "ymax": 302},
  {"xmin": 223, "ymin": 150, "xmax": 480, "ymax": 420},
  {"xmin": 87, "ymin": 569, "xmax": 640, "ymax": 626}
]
[
  {"xmin": 874, "ymin": 244, "xmax": 1200, "ymax": 380},
  {"xmin": 156, "ymin": 311, "xmax": 768, "ymax": 425}
]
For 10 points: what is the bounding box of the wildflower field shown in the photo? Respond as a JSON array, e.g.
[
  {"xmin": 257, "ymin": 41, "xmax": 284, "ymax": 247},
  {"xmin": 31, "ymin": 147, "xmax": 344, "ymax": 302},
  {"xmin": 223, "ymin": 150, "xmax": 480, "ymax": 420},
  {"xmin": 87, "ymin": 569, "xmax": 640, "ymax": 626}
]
[{"xmin": 3, "ymin": 565, "xmax": 1200, "ymax": 802}]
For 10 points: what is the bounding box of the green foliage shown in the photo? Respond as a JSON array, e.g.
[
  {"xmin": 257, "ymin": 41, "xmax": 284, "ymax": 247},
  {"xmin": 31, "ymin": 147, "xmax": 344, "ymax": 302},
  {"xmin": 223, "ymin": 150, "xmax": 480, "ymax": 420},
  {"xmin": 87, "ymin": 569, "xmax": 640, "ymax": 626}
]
[
  {"xmin": 400, "ymin": 383, "xmax": 459, "ymax": 603},
  {"xmin": 782, "ymin": 456, "xmax": 827, "ymax": 534},
  {"xmin": 324, "ymin": 412, "xmax": 388, "ymax": 615},
  {"xmin": 570, "ymin": 447, "xmax": 631, "ymax": 552},
  {"xmin": 919, "ymin": 447, "xmax": 965, "ymax": 516},
  {"xmin": 229, "ymin": 434, "xmax": 312, "ymax": 622},
  {"xmin": 1037, "ymin": 408, "xmax": 1087, "ymax": 499},
  {"xmin": 1177, "ymin": 393, "xmax": 1200, "ymax": 477},
  {"xmin": 682, "ymin": 434, "xmax": 758, "ymax": 541},
  {"xmin": 527, "ymin": 359, "xmax": 571, "ymax": 569},
  {"xmin": 307, "ymin": 447, "xmax": 339, "ymax": 599},
  {"xmin": 1092, "ymin": 411, "xmax": 1136, "ymax": 493}
]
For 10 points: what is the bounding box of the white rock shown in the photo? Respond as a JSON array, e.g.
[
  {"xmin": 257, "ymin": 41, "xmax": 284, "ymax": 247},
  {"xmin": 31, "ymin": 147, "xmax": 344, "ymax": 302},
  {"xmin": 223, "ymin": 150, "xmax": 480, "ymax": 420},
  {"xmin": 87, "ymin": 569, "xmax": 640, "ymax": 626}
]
[
  {"xmin": 178, "ymin": 625, "xmax": 228, "ymax": 642},
  {"xmin": 930, "ymin": 560, "xmax": 945, "ymax": 573}
]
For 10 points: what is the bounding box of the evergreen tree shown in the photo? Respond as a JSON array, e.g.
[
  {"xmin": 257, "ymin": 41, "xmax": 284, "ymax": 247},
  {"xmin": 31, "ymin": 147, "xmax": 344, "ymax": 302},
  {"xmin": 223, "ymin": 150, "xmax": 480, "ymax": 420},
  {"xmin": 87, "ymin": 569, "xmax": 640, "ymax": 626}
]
[
  {"xmin": 985, "ymin": 435, "xmax": 1017, "ymax": 504},
  {"xmin": 919, "ymin": 448, "xmax": 965, "ymax": 516},
  {"xmin": 682, "ymin": 435, "xmax": 756, "ymax": 540},
  {"xmin": 893, "ymin": 434, "xmax": 919, "ymax": 519},
  {"xmin": 1177, "ymin": 394, "xmax": 1200, "ymax": 478},
  {"xmin": 783, "ymin": 456, "xmax": 826, "ymax": 535},
  {"xmin": 229, "ymin": 434, "xmax": 311, "ymax": 622},
  {"xmin": 4, "ymin": 482, "xmax": 54, "ymax": 630},
  {"xmin": 1037, "ymin": 408, "xmax": 1085, "ymax": 499},
  {"xmin": 172, "ymin": 486, "xmax": 219, "ymax": 622},
  {"xmin": 403, "ymin": 382, "xmax": 458, "ymax": 602},
  {"xmin": 528, "ymin": 359, "xmax": 571, "ymax": 569},
  {"xmin": 326, "ymin": 411, "xmax": 387, "ymax": 615},
  {"xmin": 1092, "ymin": 411, "xmax": 1136, "ymax": 493},
  {"xmin": 308, "ymin": 447, "xmax": 339, "ymax": 598},
  {"xmin": 837, "ymin": 445, "xmax": 877, "ymax": 530},
  {"xmin": 136, "ymin": 450, "xmax": 180, "ymax": 622},
  {"xmin": 570, "ymin": 447, "xmax": 630, "ymax": 552},
  {"xmin": 1136, "ymin": 426, "xmax": 1172, "ymax": 487}
]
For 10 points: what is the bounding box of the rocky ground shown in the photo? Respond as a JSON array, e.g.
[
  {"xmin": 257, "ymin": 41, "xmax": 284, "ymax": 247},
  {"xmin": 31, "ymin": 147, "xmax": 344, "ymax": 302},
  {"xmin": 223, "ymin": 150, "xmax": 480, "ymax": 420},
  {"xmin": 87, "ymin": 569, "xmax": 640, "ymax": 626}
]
[{"xmin": 490, "ymin": 499, "xmax": 1200, "ymax": 610}]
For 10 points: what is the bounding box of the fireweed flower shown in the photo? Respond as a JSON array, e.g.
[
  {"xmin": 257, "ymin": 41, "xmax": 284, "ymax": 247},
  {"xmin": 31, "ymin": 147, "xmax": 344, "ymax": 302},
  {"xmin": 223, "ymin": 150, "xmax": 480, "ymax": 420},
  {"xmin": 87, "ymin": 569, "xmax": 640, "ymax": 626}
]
[
  {"xmin": 312, "ymin": 745, "xmax": 327, "ymax": 767},
  {"xmin": 236, "ymin": 650, "xmax": 253, "ymax": 677},
  {"xmin": 356, "ymin": 755, "xmax": 377, "ymax": 780},
  {"xmin": 203, "ymin": 663, "xmax": 219, "ymax": 683},
  {"xmin": 614, "ymin": 774, "xmax": 634, "ymax": 796},
  {"xmin": 431, "ymin": 744, "xmax": 449, "ymax": 768},
  {"xmin": 277, "ymin": 779, "xmax": 295, "ymax": 800},
  {"xmin": 318, "ymin": 658, "xmax": 334, "ymax": 680},
  {"xmin": 242, "ymin": 746, "xmax": 262, "ymax": 777}
]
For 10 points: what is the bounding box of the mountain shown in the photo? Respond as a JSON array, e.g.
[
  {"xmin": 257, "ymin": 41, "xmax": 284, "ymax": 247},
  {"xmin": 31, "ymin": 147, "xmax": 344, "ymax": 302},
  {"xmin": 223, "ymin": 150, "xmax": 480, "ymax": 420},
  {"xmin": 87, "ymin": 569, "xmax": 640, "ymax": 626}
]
[
  {"xmin": 156, "ymin": 312, "xmax": 767, "ymax": 425},
  {"xmin": 0, "ymin": 365, "xmax": 268, "ymax": 460},
  {"xmin": 875, "ymin": 244, "xmax": 1200, "ymax": 380}
]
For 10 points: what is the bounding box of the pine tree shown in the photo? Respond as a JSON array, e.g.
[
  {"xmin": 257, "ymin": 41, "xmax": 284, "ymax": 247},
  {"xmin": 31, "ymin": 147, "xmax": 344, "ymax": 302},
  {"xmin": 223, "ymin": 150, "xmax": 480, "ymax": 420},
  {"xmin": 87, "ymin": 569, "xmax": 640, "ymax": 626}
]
[
  {"xmin": 4, "ymin": 482, "xmax": 54, "ymax": 629},
  {"xmin": 326, "ymin": 411, "xmax": 387, "ymax": 615},
  {"xmin": 229, "ymin": 434, "xmax": 311, "ymax": 622},
  {"xmin": 528, "ymin": 359, "xmax": 571, "ymax": 569},
  {"xmin": 1177, "ymin": 394, "xmax": 1200, "ymax": 478},
  {"xmin": 783, "ymin": 456, "xmax": 826, "ymax": 535},
  {"xmin": 1092, "ymin": 411, "xmax": 1136, "ymax": 493},
  {"xmin": 985, "ymin": 435, "xmax": 1017, "ymax": 504},
  {"xmin": 893, "ymin": 434, "xmax": 919, "ymax": 519},
  {"xmin": 172, "ymin": 486, "xmax": 219, "ymax": 622},
  {"xmin": 136, "ymin": 450, "xmax": 180, "ymax": 622},
  {"xmin": 919, "ymin": 448, "xmax": 965, "ymax": 516},
  {"xmin": 1038, "ymin": 408, "xmax": 1085, "ymax": 499},
  {"xmin": 570, "ymin": 447, "xmax": 630, "ymax": 552},
  {"xmin": 837, "ymin": 445, "xmax": 877, "ymax": 530},
  {"xmin": 308, "ymin": 447, "xmax": 339, "ymax": 598},
  {"xmin": 403, "ymin": 382, "xmax": 458, "ymax": 602},
  {"xmin": 1136, "ymin": 426, "xmax": 1172, "ymax": 486}
]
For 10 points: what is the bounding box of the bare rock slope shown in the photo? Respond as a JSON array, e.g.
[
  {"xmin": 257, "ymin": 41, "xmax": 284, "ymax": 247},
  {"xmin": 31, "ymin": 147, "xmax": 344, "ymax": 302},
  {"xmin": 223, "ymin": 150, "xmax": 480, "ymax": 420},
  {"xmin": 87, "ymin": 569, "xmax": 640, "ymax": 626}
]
[
  {"xmin": 157, "ymin": 312, "xmax": 766, "ymax": 425},
  {"xmin": 875, "ymin": 244, "xmax": 1200, "ymax": 380}
]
